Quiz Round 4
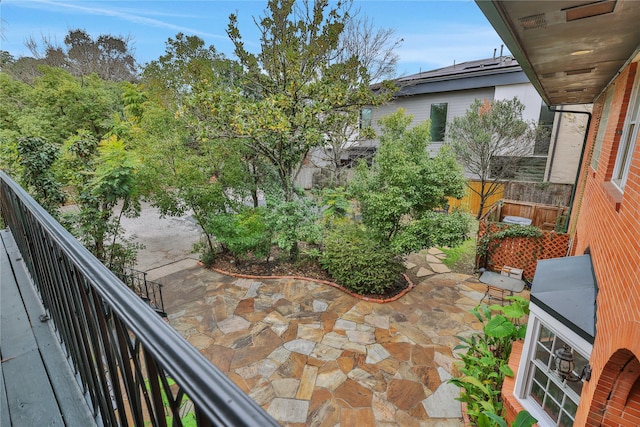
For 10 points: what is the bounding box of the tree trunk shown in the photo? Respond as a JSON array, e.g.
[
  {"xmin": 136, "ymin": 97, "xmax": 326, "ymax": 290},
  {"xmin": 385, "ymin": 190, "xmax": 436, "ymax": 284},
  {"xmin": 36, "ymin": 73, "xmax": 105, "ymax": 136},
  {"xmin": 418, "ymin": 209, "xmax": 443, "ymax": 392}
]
[{"xmin": 476, "ymin": 198, "xmax": 485, "ymax": 220}]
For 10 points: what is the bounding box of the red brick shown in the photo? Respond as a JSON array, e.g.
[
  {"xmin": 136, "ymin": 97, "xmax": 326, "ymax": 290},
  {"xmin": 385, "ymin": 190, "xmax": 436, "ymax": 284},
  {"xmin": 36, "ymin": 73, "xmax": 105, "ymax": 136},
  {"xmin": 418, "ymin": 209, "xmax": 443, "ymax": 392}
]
[{"xmin": 571, "ymin": 60, "xmax": 640, "ymax": 426}]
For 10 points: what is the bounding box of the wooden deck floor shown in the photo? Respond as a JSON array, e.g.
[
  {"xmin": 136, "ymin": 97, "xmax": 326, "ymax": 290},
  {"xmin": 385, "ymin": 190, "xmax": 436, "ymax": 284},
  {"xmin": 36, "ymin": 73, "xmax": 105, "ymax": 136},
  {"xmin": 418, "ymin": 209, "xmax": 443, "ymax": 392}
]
[{"xmin": 0, "ymin": 229, "xmax": 95, "ymax": 426}]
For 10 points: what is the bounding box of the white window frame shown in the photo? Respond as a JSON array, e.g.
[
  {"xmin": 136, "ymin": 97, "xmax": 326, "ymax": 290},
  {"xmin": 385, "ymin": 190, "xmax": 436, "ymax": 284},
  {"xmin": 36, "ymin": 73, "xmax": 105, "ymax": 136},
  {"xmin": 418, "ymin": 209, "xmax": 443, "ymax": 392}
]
[
  {"xmin": 591, "ymin": 84, "xmax": 616, "ymax": 171},
  {"xmin": 514, "ymin": 303, "xmax": 593, "ymax": 426},
  {"xmin": 612, "ymin": 67, "xmax": 640, "ymax": 190}
]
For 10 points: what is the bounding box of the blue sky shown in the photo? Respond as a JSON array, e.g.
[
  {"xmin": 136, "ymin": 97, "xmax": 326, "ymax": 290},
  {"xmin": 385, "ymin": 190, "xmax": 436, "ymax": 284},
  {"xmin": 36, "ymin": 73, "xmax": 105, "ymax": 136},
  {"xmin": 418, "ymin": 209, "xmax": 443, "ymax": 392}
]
[{"xmin": 0, "ymin": 0, "xmax": 509, "ymax": 76}]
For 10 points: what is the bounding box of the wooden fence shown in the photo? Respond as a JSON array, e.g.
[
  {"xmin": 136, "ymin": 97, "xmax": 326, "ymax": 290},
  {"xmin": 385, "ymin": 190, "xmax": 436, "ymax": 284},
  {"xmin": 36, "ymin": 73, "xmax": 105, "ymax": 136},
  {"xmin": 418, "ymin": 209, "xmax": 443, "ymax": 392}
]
[
  {"xmin": 485, "ymin": 199, "xmax": 569, "ymax": 231},
  {"xmin": 503, "ymin": 182, "xmax": 573, "ymax": 207},
  {"xmin": 448, "ymin": 181, "xmax": 504, "ymax": 217},
  {"xmin": 477, "ymin": 201, "xmax": 571, "ymax": 280},
  {"xmin": 448, "ymin": 181, "xmax": 573, "ymax": 218}
]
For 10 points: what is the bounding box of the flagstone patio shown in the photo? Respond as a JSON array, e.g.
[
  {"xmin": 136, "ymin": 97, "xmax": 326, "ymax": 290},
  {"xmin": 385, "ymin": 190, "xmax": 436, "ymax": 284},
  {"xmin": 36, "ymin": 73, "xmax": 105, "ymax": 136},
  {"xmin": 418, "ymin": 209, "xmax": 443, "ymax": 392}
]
[{"xmin": 157, "ymin": 252, "xmax": 487, "ymax": 427}]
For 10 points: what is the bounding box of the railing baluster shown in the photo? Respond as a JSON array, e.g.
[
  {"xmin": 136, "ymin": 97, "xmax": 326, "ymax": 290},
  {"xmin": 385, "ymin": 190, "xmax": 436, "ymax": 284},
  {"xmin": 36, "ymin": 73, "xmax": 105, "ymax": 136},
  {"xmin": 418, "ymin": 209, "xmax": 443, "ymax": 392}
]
[{"xmin": 144, "ymin": 350, "xmax": 168, "ymax": 427}]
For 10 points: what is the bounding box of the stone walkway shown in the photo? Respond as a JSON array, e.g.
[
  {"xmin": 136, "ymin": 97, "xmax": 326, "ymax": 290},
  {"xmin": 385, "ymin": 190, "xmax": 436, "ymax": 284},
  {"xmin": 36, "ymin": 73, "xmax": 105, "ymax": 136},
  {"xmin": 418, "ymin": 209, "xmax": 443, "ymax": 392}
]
[{"xmin": 157, "ymin": 248, "xmax": 487, "ymax": 426}]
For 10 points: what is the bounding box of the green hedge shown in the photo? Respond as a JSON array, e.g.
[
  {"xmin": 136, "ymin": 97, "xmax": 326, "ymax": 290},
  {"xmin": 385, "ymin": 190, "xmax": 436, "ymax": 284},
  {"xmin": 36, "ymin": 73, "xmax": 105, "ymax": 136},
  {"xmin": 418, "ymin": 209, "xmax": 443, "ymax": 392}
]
[{"xmin": 320, "ymin": 222, "xmax": 403, "ymax": 295}]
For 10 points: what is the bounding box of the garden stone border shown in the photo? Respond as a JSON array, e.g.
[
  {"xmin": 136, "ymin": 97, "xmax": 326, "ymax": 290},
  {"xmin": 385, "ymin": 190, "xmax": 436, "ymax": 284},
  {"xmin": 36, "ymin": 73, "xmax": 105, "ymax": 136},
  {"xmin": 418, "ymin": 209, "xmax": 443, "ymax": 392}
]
[{"xmin": 200, "ymin": 262, "xmax": 416, "ymax": 303}]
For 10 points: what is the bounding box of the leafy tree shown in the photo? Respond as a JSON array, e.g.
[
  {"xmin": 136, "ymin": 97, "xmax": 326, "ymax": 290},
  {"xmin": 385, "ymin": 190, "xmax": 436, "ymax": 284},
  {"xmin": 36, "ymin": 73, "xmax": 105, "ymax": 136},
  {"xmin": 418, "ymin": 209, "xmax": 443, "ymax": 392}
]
[
  {"xmin": 134, "ymin": 36, "xmax": 273, "ymax": 261},
  {"xmin": 206, "ymin": 209, "xmax": 271, "ymax": 259},
  {"xmin": 447, "ymin": 98, "xmax": 539, "ymax": 219},
  {"xmin": 0, "ymin": 67, "xmax": 122, "ymax": 155},
  {"xmin": 127, "ymin": 98, "xmax": 233, "ymax": 255},
  {"xmin": 223, "ymin": 0, "xmax": 391, "ymax": 200},
  {"xmin": 0, "ymin": 50, "xmax": 14, "ymax": 70},
  {"xmin": 59, "ymin": 132, "xmax": 141, "ymax": 272},
  {"xmin": 350, "ymin": 109, "xmax": 469, "ymax": 254},
  {"xmin": 24, "ymin": 29, "xmax": 137, "ymax": 82},
  {"xmin": 142, "ymin": 33, "xmax": 238, "ymax": 110},
  {"xmin": 0, "ymin": 72, "xmax": 31, "ymax": 176},
  {"xmin": 16, "ymin": 136, "xmax": 65, "ymax": 214},
  {"xmin": 310, "ymin": 13, "xmax": 400, "ymax": 186}
]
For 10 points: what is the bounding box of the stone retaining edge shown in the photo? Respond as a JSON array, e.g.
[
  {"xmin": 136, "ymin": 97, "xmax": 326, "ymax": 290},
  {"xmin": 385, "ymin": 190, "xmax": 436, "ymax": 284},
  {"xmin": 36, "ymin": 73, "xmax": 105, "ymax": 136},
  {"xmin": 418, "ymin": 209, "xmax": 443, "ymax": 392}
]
[{"xmin": 200, "ymin": 262, "xmax": 416, "ymax": 304}]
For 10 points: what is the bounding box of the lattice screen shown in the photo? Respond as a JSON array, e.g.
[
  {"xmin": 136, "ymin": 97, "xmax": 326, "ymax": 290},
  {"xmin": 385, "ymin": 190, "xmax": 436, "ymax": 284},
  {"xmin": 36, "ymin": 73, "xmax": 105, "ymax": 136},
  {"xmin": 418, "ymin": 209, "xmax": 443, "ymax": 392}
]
[{"xmin": 477, "ymin": 221, "xmax": 570, "ymax": 281}]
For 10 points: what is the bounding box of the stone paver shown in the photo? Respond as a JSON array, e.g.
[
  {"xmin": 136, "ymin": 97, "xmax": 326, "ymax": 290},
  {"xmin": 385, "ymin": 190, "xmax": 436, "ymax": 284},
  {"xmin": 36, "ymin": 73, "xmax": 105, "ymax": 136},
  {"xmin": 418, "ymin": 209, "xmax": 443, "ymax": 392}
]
[
  {"xmin": 430, "ymin": 263, "xmax": 452, "ymax": 274},
  {"xmin": 158, "ymin": 252, "xmax": 486, "ymax": 426},
  {"xmin": 417, "ymin": 266, "xmax": 435, "ymax": 277}
]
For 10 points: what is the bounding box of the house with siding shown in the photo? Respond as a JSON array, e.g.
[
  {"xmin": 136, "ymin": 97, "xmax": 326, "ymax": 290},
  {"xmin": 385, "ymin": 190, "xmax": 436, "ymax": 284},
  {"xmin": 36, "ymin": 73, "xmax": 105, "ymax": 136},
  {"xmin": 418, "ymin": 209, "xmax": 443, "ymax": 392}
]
[
  {"xmin": 477, "ymin": 0, "xmax": 640, "ymax": 425},
  {"xmin": 367, "ymin": 56, "xmax": 590, "ymax": 183},
  {"xmin": 298, "ymin": 55, "xmax": 589, "ymax": 196}
]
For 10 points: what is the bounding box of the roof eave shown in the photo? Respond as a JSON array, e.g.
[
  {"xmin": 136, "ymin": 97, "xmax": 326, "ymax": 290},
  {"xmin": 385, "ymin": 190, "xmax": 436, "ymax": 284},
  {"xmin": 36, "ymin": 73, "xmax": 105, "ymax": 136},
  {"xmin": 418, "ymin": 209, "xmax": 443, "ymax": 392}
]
[{"xmin": 476, "ymin": 1, "xmax": 553, "ymax": 105}]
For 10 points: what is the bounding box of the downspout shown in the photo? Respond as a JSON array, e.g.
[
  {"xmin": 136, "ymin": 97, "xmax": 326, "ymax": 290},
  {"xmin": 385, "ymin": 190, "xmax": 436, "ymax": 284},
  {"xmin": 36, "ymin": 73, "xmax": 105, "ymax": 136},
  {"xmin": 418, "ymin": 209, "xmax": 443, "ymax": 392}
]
[
  {"xmin": 545, "ymin": 109, "xmax": 563, "ymax": 181},
  {"xmin": 548, "ymin": 106, "xmax": 592, "ymax": 233}
]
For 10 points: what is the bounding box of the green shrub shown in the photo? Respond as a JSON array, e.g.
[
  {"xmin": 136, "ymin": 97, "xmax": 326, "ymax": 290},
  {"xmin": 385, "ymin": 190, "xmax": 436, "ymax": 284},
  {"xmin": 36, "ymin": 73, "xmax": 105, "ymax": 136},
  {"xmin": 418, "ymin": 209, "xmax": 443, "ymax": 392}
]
[
  {"xmin": 264, "ymin": 196, "xmax": 321, "ymax": 260},
  {"xmin": 206, "ymin": 209, "xmax": 271, "ymax": 259},
  {"xmin": 389, "ymin": 210, "xmax": 472, "ymax": 255},
  {"xmin": 320, "ymin": 221, "xmax": 404, "ymax": 295},
  {"xmin": 320, "ymin": 186, "xmax": 351, "ymax": 221},
  {"xmin": 200, "ymin": 250, "xmax": 216, "ymax": 267}
]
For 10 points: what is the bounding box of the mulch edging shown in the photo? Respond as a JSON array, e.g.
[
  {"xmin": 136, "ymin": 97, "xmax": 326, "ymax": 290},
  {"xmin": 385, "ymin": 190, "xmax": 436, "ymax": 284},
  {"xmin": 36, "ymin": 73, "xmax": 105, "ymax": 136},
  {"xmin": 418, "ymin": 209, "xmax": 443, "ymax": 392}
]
[{"xmin": 202, "ymin": 262, "xmax": 416, "ymax": 303}]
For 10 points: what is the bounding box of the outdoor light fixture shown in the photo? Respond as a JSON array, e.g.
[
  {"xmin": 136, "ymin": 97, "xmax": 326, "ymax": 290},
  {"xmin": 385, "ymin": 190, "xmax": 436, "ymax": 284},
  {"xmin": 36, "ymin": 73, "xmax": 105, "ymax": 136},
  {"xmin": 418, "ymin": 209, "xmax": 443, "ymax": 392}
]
[{"xmin": 555, "ymin": 345, "xmax": 592, "ymax": 382}]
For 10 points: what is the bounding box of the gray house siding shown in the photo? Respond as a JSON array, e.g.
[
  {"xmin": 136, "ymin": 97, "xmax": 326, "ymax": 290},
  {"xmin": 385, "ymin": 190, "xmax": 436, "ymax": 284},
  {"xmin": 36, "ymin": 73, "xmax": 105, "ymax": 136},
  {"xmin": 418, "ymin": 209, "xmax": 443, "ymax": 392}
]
[
  {"xmin": 369, "ymin": 87, "xmax": 495, "ymax": 154},
  {"xmin": 295, "ymin": 57, "xmax": 585, "ymax": 190}
]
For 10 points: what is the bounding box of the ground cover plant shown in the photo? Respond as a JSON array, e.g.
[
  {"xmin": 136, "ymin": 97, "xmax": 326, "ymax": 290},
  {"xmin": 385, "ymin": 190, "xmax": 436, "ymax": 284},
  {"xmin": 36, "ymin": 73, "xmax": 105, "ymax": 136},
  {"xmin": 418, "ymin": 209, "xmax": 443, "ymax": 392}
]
[{"xmin": 449, "ymin": 296, "xmax": 537, "ymax": 427}]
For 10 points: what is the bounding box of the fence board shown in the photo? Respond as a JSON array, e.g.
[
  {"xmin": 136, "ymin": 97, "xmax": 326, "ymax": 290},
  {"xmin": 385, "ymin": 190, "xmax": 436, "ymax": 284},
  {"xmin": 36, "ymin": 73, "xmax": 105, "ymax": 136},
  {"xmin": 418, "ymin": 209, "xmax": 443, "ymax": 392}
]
[{"xmin": 448, "ymin": 181, "xmax": 504, "ymax": 216}]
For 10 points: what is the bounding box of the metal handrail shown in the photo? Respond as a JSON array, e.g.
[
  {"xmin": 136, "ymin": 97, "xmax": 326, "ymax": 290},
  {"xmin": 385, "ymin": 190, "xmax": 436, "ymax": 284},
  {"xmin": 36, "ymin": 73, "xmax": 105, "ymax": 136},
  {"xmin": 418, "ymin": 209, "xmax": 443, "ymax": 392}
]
[{"xmin": 0, "ymin": 171, "xmax": 278, "ymax": 427}]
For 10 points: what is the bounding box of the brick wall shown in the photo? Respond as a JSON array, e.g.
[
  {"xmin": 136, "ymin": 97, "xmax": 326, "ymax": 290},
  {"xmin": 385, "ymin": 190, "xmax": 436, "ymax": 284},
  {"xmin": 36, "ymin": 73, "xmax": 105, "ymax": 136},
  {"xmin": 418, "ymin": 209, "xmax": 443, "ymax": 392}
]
[{"xmin": 569, "ymin": 60, "xmax": 640, "ymax": 425}]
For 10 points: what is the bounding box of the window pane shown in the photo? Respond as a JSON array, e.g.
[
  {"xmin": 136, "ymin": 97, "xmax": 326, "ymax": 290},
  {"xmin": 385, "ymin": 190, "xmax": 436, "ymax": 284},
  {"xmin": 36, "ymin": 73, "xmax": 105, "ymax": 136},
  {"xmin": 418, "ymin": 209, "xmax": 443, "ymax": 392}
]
[
  {"xmin": 615, "ymin": 123, "xmax": 635, "ymax": 181},
  {"xmin": 564, "ymin": 397, "xmax": 578, "ymax": 416},
  {"xmin": 535, "ymin": 342, "xmax": 551, "ymax": 366},
  {"xmin": 361, "ymin": 108, "xmax": 372, "ymax": 129},
  {"xmin": 553, "ymin": 336, "xmax": 570, "ymax": 353},
  {"xmin": 536, "ymin": 324, "xmax": 555, "ymax": 366},
  {"xmin": 430, "ymin": 103, "xmax": 447, "ymax": 141},
  {"xmin": 531, "ymin": 380, "xmax": 545, "ymax": 406},
  {"xmin": 559, "ymin": 411, "xmax": 575, "ymax": 427},
  {"xmin": 548, "ymin": 379, "xmax": 564, "ymax": 404},
  {"xmin": 534, "ymin": 366, "xmax": 549, "ymax": 384},
  {"xmin": 591, "ymin": 86, "xmax": 615, "ymax": 170},
  {"xmin": 539, "ymin": 324, "xmax": 555, "ymax": 342},
  {"xmin": 544, "ymin": 395, "xmax": 561, "ymax": 422}
]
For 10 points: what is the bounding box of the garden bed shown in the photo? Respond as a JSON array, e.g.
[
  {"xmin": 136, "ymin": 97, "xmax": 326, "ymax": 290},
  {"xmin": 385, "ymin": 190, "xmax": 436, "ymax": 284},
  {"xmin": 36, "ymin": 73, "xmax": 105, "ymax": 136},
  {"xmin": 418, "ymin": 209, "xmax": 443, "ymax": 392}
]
[{"xmin": 209, "ymin": 250, "xmax": 412, "ymax": 302}]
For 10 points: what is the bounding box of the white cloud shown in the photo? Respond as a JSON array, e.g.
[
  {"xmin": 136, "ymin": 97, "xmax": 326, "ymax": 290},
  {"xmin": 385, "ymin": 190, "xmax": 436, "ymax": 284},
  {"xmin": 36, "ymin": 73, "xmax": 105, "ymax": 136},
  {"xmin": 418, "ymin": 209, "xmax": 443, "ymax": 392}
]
[{"xmin": 9, "ymin": 0, "xmax": 228, "ymax": 40}]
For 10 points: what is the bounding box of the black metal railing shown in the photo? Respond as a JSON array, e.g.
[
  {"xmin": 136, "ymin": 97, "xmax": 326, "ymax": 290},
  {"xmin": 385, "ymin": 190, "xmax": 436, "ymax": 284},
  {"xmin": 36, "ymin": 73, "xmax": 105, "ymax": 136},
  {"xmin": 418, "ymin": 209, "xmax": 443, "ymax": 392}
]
[
  {"xmin": 0, "ymin": 171, "xmax": 278, "ymax": 427},
  {"xmin": 116, "ymin": 267, "xmax": 166, "ymax": 317}
]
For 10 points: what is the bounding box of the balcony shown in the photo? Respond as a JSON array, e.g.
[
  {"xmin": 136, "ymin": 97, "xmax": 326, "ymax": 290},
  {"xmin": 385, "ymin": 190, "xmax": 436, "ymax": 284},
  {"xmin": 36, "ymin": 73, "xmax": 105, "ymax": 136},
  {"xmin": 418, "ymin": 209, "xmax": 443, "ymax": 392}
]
[{"xmin": 0, "ymin": 171, "xmax": 278, "ymax": 426}]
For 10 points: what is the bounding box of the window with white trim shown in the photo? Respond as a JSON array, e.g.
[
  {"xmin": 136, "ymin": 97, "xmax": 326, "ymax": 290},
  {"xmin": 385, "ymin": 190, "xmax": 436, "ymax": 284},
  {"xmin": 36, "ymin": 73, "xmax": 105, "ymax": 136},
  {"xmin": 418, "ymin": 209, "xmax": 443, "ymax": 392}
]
[
  {"xmin": 612, "ymin": 67, "xmax": 640, "ymax": 190},
  {"xmin": 515, "ymin": 311, "xmax": 592, "ymax": 427},
  {"xmin": 528, "ymin": 324, "xmax": 589, "ymax": 426},
  {"xmin": 591, "ymin": 84, "xmax": 615, "ymax": 171}
]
